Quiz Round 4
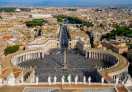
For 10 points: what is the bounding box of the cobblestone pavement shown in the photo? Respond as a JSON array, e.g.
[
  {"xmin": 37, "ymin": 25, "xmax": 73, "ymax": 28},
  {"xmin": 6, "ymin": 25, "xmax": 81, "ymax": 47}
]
[{"xmin": 18, "ymin": 48, "xmax": 102, "ymax": 82}]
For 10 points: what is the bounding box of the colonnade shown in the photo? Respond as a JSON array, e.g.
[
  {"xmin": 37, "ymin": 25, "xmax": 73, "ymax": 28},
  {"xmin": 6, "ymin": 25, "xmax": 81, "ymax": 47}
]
[
  {"xmin": 85, "ymin": 51, "xmax": 117, "ymax": 63},
  {"xmin": 11, "ymin": 39, "xmax": 79, "ymax": 67},
  {"xmin": 12, "ymin": 50, "xmax": 45, "ymax": 67},
  {"xmin": 112, "ymin": 72, "xmax": 129, "ymax": 84},
  {"xmin": 11, "ymin": 49, "xmax": 128, "ymax": 83},
  {"xmin": 85, "ymin": 51, "xmax": 117, "ymax": 70},
  {"xmin": 84, "ymin": 49, "xmax": 129, "ymax": 84},
  {"xmin": 10, "ymin": 39, "xmax": 129, "ymax": 85}
]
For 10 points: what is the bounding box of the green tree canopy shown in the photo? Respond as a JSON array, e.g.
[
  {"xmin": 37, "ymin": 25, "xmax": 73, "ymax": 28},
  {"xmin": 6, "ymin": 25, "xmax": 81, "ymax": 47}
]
[
  {"xmin": 26, "ymin": 19, "xmax": 46, "ymax": 27},
  {"xmin": 54, "ymin": 15, "xmax": 93, "ymax": 27},
  {"xmin": 102, "ymin": 25, "xmax": 132, "ymax": 40},
  {"xmin": 0, "ymin": 8, "xmax": 16, "ymax": 12},
  {"xmin": 4, "ymin": 45, "xmax": 20, "ymax": 55}
]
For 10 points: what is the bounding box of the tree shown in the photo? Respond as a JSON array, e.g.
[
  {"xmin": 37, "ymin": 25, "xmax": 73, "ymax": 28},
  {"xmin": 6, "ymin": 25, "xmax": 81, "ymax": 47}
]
[
  {"xmin": 101, "ymin": 25, "xmax": 132, "ymax": 40},
  {"xmin": 4, "ymin": 45, "xmax": 19, "ymax": 55},
  {"xmin": 0, "ymin": 8, "xmax": 16, "ymax": 12},
  {"xmin": 54, "ymin": 15, "xmax": 93, "ymax": 27},
  {"xmin": 26, "ymin": 19, "xmax": 46, "ymax": 27}
]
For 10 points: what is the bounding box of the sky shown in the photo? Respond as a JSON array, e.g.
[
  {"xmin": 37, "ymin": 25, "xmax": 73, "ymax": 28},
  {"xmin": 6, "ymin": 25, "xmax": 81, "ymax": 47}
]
[
  {"xmin": 1, "ymin": 0, "xmax": 131, "ymax": 3},
  {"xmin": 0, "ymin": 0, "xmax": 132, "ymax": 7}
]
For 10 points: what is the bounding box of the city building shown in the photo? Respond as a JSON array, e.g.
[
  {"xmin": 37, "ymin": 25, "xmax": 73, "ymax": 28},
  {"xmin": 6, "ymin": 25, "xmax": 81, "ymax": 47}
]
[{"xmin": 102, "ymin": 40, "xmax": 128, "ymax": 54}]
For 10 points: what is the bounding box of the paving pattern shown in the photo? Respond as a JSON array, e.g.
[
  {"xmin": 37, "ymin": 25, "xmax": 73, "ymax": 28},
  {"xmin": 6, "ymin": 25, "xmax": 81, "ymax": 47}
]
[{"xmin": 18, "ymin": 48, "xmax": 103, "ymax": 82}]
